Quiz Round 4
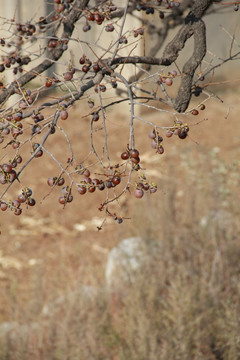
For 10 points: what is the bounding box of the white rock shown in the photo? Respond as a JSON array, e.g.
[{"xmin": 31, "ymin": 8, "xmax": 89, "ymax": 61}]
[{"xmin": 105, "ymin": 237, "xmax": 158, "ymax": 290}]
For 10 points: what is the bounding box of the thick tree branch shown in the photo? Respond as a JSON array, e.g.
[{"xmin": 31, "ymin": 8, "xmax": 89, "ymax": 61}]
[
  {"xmin": 111, "ymin": 55, "xmax": 169, "ymax": 67},
  {"xmin": 174, "ymin": 19, "xmax": 206, "ymax": 112},
  {"xmin": 162, "ymin": 0, "xmax": 214, "ymax": 112}
]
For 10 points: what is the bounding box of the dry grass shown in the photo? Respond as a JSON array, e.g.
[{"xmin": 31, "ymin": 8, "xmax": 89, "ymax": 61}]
[{"xmin": 1, "ymin": 143, "xmax": 240, "ymax": 360}]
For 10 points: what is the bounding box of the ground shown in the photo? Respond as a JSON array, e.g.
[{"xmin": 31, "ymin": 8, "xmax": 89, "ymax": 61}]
[{"xmin": 0, "ymin": 83, "xmax": 240, "ymax": 358}]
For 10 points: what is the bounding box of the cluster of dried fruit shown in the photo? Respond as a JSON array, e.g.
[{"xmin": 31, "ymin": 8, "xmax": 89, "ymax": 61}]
[{"xmin": 0, "ymin": 187, "xmax": 35, "ymax": 215}]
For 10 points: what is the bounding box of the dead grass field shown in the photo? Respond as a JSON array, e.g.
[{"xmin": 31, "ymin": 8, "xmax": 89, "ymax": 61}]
[{"xmin": 1, "ymin": 85, "xmax": 240, "ymax": 359}]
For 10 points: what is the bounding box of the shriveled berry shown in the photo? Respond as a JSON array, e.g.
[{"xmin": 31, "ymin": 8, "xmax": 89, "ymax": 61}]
[
  {"xmin": 58, "ymin": 196, "xmax": 65, "ymax": 204},
  {"xmin": 174, "ymin": 128, "xmax": 181, "ymax": 135},
  {"xmin": 2, "ymin": 164, "xmax": 12, "ymax": 173},
  {"xmin": 11, "ymin": 161, "xmax": 17, "ymax": 168},
  {"xmin": 83, "ymin": 24, "xmax": 91, "ymax": 32},
  {"xmin": 27, "ymin": 96, "xmax": 34, "ymax": 105},
  {"xmin": 93, "ymin": 63, "xmax": 100, "ymax": 72},
  {"xmin": 98, "ymin": 181, "xmax": 105, "ymax": 191},
  {"xmin": 18, "ymin": 194, "xmax": 27, "ymax": 203},
  {"xmin": 84, "ymin": 177, "xmax": 92, "ymax": 184},
  {"xmin": 105, "ymin": 24, "xmax": 114, "ymax": 32},
  {"xmin": 32, "ymin": 125, "xmax": 41, "ymax": 134},
  {"xmin": 83, "ymin": 169, "xmax": 90, "ymax": 177},
  {"xmin": 159, "ymin": 11, "xmax": 164, "ymax": 19},
  {"xmin": 88, "ymin": 185, "xmax": 96, "ymax": 193},
  {"xmin": 0, "ymin": 173, "xmax": 7, "ymax": 184},
  {"xmin": 27, "ymin": 198, "xmax": 36, "ymax": 206},
  {"xmin": 178, "ymin": 130, "xmax": 188, "ymax": 139},
  {"xmin": 170, "ymin": 70, "xmax": 177, "ymax": 77},
  {"xmin": 86, "ymin": 59, "xmax": 92, "ymax": 67},
  {"xmin": 82, "ymin": 65, "xmax": 89, "ymax": 73},
  {"xmin": 64, "ymin": 71, "xmax": 73, "ymax": 81},
  {"xmin": 92, "ymin": 178, "xmax": 100, "ymax": 186},
  {"xmin": 35, "ymin": 150, "xmax": 43, "ymax": 158},
  {"xmin": 79, "ymin": 56, "xmax": 85, "ymax": 64},
  {"xmin": 165, "ymin": 131, "xmax": 173, "ymax": 138},
  {"xmin": 0, "ymin": 202, "xmax": 7, "ymax": 211},
  {"xmin": 191, "ymin": 109, "xmax": 199, "ymax": 116},
  {"xmin": 94, "ymin": 14, "xmax": 101, "ymax": 22},
  {"xmin": 134, "ymin": 188, "xmax": 144, "ymax": 199},
  {"xmin": 87, "ymin": 13, "xmax": 94, "ymax": 21},
  {"xmin": 149, "ymin": 186, "xmax": 157, "ymax": 194},
  {"xmin": 57, "ymin": 177, "xmax": 65, "ymax": 186},
  {"xmin": 88, "ymin": 99, "xmax": 94, "ymax": 108},
  {"xmin": 46, "ymin": 80, "xmax": 52, "ymax": 87},
  {"xmin": 13, "ymin": 112, "xmax": 23, "ymax": 122},
  {"xmin": 157, "ymin": 146, "xmax": 164, "ymax": 154},
  {"xmin": 106, "ymin": 180, "xmax": 112, "ymax": 188},
  {"xmin": 130, "ymin": 149, "xmax": 139, "ymax": 158},
  {"xmin": 184, "ymin": 125, "xmax": 190, "ymax": 133},
  {"xmin": 12, "ymin": 200, "xmax": 20, "ymax": 208},
  {"xmin": 78, "ymin": 186, "xmax": 87, "ymax": 195},
  {"xmin": 99, "ymin": 84, "xmax": 106, "ymax": 92},
  {"xmin": 131, "ymin": 157, "xmax": 140, "ymax": 164},
  {"xmin": 14, "ymin": 208, "xmax": 22, "ymax": 216},
  {"xmin": 165, "ymin": 78, "xmax": 173, "ymax": 86},
  {"xmin": 121, "ymin": 152, "xmax": 129, "ymax": 160},
  {"xmin": 112, "ymin": 175, "xmax": 121, "ymax": 186},
  {"xmin": 148, "ymin": 129, "xmax": 156, "ymax": 139},
  {"xmin": 2, "ymin": 127, "xmax": 10, "ymax": 135},
  {"xmin": 60, "ymin": 110, "xmax": 68, "ymax": 120},
  {"xmin": 143, "ymin": 183, "xmax": 149, "ymax": 191},
  {"xmin": 12, "ymin": 141, "xmax": 20, "ymax": 149},
  {"xmin": 119, "ymin": 36, "xmax": 128, "ymax": 44},
  {"xmin": 47, "ymin": 177, "xmax": 55, "ymax": 186},
  {"xmin": 19, "ymin": 100, "xmax": 27, "ymax": 109},
  {"xmin": 9, "ymin": 170, "xmax": 17, "ymax": 182}
]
